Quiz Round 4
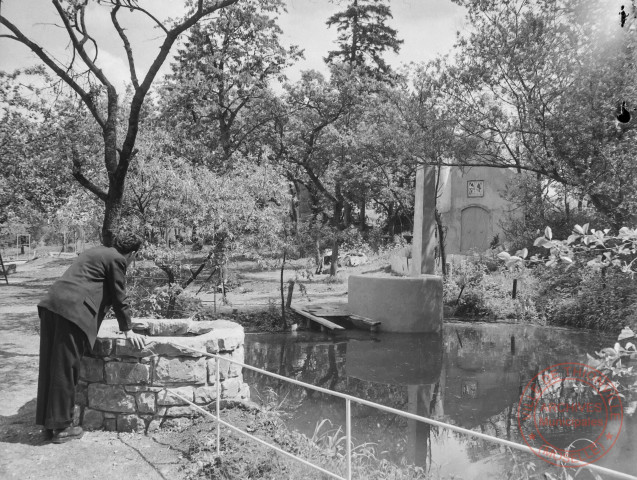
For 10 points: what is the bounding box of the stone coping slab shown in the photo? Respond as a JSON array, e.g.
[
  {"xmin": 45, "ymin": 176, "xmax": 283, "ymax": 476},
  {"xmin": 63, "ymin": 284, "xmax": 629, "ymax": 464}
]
[{"xmin": 96, "ymin": 318, "xmax": 244, "ymax": 357}]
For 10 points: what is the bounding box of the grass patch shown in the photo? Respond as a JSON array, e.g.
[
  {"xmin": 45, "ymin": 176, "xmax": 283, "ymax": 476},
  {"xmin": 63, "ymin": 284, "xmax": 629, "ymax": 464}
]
[{"xmin": 170, "ymin": 405, "xmax": 435, "ymax": 480}]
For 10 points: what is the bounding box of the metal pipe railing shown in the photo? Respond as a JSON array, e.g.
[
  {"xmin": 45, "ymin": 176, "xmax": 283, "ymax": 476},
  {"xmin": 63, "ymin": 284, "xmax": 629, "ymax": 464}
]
[
  {"xmin": 345, "ymin": 398, "xmax": 352, "ymax": 479},
  {"xmin": 160, "ymin": 343, "xmax": 637, "ymax": 480},
  {"xmin": 168, "ymin": 390, "xmax": 344, "ymax": 480}
]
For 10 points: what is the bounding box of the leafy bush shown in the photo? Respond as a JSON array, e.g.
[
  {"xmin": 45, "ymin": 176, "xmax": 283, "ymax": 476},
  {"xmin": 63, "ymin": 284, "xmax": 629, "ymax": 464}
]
[
  {"xmin": 500, "ymin": 225, "xmax": 637, "ymax": 331},
  {"xmin": 587, "ymin": 326, "xmax": 637, "ymax": 398},
  {"xmin": 195, "ymin": 306, "xmax": 286, "ymax": 333},
  {"xmin": 129, "ymin": 283, "xmax": 203, "ymax": 319},
  {"xmin": 126, "ymin": 264, "xmax": 203, "ymax": 319},
  {"xmin": 444, "ymin": 255, "xmax": 540, "ymax": 321},
  {"xmin": 534, "ymin": 265, "xmax": 637, "ymax": 331}
]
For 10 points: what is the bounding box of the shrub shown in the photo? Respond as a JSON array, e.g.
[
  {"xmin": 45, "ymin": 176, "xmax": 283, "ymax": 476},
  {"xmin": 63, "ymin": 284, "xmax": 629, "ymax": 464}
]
[
  {"xmin": 195, "ymin": 306, "xmax": 286, "ymax": 333},
  {"xmin": 126, "ymin": 264, "xmax": 203, "ymax": 319},
  {"xmin": 498, "ymin": 224, "xmax": 637, "ymax": 332},
  {"xmin": 129, "ymin": 284, "xmax": 203, "ymax": 319},
  {"xmin": 534, "ymin": 265, "xmax": 637, "ymax": 331},
  {"xmin": 444, "ymin": 255, "xmax": 540, "ymax": 322}
]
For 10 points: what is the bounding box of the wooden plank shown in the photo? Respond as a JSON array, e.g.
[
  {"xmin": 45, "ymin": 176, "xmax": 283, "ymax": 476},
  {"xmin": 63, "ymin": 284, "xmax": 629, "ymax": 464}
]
[
  {"xmin": 304, "ymin": 303, "xmax": 350, "ymax": 317},
  {"xmin": 304, "ymin": 302, "xmax": 349, "ymax": 316},
  {"xmin": 348, "ymin": 314, "xmax": 380, "ymax": 326},
  {"xmin": 348, "ymin": 314, "xmax": 381, "ymax": 332},
  {"xmin": 290, "ymin": 306, "xmax": 345, "ymax": 331}
]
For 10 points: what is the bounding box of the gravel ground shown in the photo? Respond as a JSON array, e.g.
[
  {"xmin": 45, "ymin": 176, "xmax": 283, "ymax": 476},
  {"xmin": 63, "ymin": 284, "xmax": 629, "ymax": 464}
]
[{"xmin": 0, "ymin": 257, "xmax": 185, "ymax": 480}]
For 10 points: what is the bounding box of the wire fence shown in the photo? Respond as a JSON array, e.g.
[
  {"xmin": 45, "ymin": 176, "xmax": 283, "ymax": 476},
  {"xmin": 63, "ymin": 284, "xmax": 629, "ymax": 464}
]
[{"xmin": 162, "ymin": 343, "xmax": 637, "ymax": 480}]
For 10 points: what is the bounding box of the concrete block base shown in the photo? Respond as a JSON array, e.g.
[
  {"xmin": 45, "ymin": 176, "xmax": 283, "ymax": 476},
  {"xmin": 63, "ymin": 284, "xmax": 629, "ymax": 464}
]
[{"xmin": 348, "ymin": 275, "xmax": 443, "ymax": 333}]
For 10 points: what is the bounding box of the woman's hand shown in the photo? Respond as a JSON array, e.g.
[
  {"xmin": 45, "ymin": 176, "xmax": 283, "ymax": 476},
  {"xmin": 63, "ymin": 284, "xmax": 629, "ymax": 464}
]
[{"xmin": 124, "ymin": 330, "xmax": 146, "ymax": 349}]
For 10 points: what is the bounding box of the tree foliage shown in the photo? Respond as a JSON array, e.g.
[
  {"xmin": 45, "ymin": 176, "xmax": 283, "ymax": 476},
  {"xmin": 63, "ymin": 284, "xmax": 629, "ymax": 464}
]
[
  {"xmin": 126, "ymin": 152, "xmax": 289, "ymax": 253},
  {"xmin": 0, "ymin": 69, "xmax": 82, "ymax": 240},
  {"xmin": 0, "ymin": 0, "xmax": 241, "ymax": 244},
  {"xmin": 325, "ymin": 0, "xmax": 403, "ymax": 79},
  {"xmin": 124, "ymin": 148, "xmax": 290, "ymax": 317},
  {"xmin": 159, "ymin": 0, "xmax": 302, "ymax": 167},
  {"xmin": 443, "ymin": 0, "xmax": 637, "ymax": 227}
]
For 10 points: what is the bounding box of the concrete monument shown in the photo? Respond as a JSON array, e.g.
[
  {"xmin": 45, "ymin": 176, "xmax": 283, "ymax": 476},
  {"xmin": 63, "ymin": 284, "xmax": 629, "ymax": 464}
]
[{"xmin": 349, "ymin": 165, "xmax": 443, "ymax": 333}]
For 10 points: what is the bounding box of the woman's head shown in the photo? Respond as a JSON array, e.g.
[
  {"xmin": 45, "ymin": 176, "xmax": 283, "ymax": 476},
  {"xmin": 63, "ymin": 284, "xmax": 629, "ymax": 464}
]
[{"xmin": 113, "ymin": 232, "xmax": 144, "ymax": 255}]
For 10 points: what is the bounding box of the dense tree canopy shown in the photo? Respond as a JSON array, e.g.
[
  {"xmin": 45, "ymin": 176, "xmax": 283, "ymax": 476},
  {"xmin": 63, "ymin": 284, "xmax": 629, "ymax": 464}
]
[
  {"xmin": 159, "ymin": 0, "xmax": 301, "ymax": 168},
  {"xmin": 443, "ymin": 0, "xmax": 637, "ymax": 227},
  {"xmin": 3, "ymin": 0, "xmax": 637, "ymax": 269},
  {"xmin": 325, "ymin": 0, "xmax": 403, "ymax": 78},
  {"xmin": 0, "ymin": 69, "xmax": 80, "ymax": 240}
]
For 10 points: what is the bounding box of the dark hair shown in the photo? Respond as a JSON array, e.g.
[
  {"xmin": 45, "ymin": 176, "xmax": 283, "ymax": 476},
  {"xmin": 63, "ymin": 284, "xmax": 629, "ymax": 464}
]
[{"xmin": 113, "ymin": 232, "xmax": 143, "ymax": 255}]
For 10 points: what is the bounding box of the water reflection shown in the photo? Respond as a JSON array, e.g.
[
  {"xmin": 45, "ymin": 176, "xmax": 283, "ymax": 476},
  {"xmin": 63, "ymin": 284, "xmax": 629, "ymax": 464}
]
[
  {"xmin": 244, "ymin": 323, "xmax": 634, "ymax": 478},
  {"xmin": 346, "ymin": 334, "xmax": 442, "ymax": 468}
]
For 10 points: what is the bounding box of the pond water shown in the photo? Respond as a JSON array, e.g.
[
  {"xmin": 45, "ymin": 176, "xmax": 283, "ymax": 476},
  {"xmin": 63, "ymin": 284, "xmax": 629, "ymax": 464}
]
[{"xmin": 243, "ymin": 322, "xmax": 636, "ymax": 479}]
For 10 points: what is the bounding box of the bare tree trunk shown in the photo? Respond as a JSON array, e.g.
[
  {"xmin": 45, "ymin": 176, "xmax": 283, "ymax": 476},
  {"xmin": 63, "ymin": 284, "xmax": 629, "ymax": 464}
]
[
  {"xmin": 280, "ymin": 249, "xmax": 288, "ymax": 330},
  {"xmin": 286, "ymin": 281, "xmax": 295, "ymax": 308},
  {"xmin": 435, "ymin": 210, "xmax": 447, "ymax": 276},
  {"xmin": 330, "ymin": 184, "xmax": 344, "ymax": 277},
  {"xmin": 330, "ymin": 237, "xmax": 339, "ymax": 277},
  {"xmin": 315, "ymin": 239, "xmax": 323, "ymax": 274},
  {"xmin": 343, "ymin": 202, "xmax": 352, "ymax": 227},
  {"xmin": 359, "ymin": 197, "xmax": 366, "ymax": 231},
  {"xmin": 158, "ymin": 265, "xmax": 177, "ymax": 317},
  {"xmin": 535, "ymin": 173, "xmax": 545, "ymax": 223}
]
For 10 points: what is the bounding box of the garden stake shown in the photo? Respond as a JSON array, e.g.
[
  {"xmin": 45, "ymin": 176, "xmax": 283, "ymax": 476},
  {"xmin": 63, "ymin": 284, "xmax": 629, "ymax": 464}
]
[
  {"xmin": 286, "ymin": 281, "xmax": 295, "ymax": 308},
  {"xmin": 216, "ymin": 356, "xmax": 221, "ymax": 456}
]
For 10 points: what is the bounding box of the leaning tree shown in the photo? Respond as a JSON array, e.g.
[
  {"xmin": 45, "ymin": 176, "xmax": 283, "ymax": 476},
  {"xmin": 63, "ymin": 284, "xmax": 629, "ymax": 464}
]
[{"xmin": 0, "ymin": 0, "xmax": 240, "ymax": 245}]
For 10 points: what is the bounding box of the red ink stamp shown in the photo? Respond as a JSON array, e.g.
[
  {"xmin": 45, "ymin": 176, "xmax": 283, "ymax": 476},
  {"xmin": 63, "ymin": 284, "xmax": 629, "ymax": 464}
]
[{"xmin": 517, "ymin": 362, "xmax": 623, "ymax": 467}]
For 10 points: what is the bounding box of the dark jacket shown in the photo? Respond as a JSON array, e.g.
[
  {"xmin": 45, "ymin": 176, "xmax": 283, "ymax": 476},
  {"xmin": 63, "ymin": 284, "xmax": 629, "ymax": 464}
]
[{"xmin": 38, "ymin": 246, "xmax": 133, "ymax": 347}]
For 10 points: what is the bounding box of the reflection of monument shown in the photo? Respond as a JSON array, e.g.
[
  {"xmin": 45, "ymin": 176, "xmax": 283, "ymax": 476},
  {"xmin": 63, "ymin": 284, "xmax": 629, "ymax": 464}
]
[
  {"xmin": 441, "ymin": 327, "xmax": 523, "ymax": 429},
  {"xmin": 407, "ymin": 384, "xmax": 443, "ymax": 468},
  {"xmin": 346, "ymin": 333, "xmax": 444, "ymax": 468},
  {"xmin": 349, "ymin": 166, "xmax": 443, "ymax": 333},
  {"xmin": 245, "ymin": 326, "xmax": 532, "ymax": 471}
]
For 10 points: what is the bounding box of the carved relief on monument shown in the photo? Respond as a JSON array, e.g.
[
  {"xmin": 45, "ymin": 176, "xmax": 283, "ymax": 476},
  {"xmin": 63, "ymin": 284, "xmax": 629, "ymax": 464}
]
[{"xmin": 467, "ymin": 180, "xmax": 484, "ymax": 198}]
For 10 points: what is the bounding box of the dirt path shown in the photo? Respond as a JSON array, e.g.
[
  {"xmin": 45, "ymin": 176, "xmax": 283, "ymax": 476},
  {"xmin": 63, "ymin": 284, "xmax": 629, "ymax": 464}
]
[{"xmin": 0, "ymin": 258, "xmax": 185, "ymax": 480}]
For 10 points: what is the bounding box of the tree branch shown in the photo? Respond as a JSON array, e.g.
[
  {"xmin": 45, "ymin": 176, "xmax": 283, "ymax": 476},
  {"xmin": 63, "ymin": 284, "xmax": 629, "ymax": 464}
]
[
  {"xmin": 119, "ymin": 2, "xmax": 169, "ymax": 34},
  {"xmin": 118, "ymin": 0, "xmax": 240, "ymax": 176},
  {"xmin": 0, "ymin": 15, "xmax": 106, "ymax": 129},
  {"xmin": 69, "ymin": 152, "xmax": 108, "ymax": 202},
  {"xmin": 415, "ymin": 156, "xmax": 578, "ymax": 187},
  {"xmin": 77, "ymin": 3, "xmax": 99, "ymax": 62},
  {"xmin": 50, "ymin": 0, "xmax": 114, "ymax": 91},
  {"xmin": 110, "ymin": 4, "xmax": 139, "ymax": 89},
  {"xmin": 181, "ymin": 248, "xmax": 215, "ymax": 290}
]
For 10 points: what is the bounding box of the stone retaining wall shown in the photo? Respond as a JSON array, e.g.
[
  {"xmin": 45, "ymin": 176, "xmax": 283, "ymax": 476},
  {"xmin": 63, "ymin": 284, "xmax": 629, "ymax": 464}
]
[{"xmin": 74, "ymin": 318, "xmax": 249, "ymax": 433}]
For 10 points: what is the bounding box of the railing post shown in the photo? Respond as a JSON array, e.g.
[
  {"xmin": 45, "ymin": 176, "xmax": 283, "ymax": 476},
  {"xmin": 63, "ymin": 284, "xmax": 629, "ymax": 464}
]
[
  {"xmin": 346, "ymin": 398, "xmax": 352, "ymax": 480},
  {"xmin": 216, "ymin": 356, "xmax": 221, "ymax": 456}
]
